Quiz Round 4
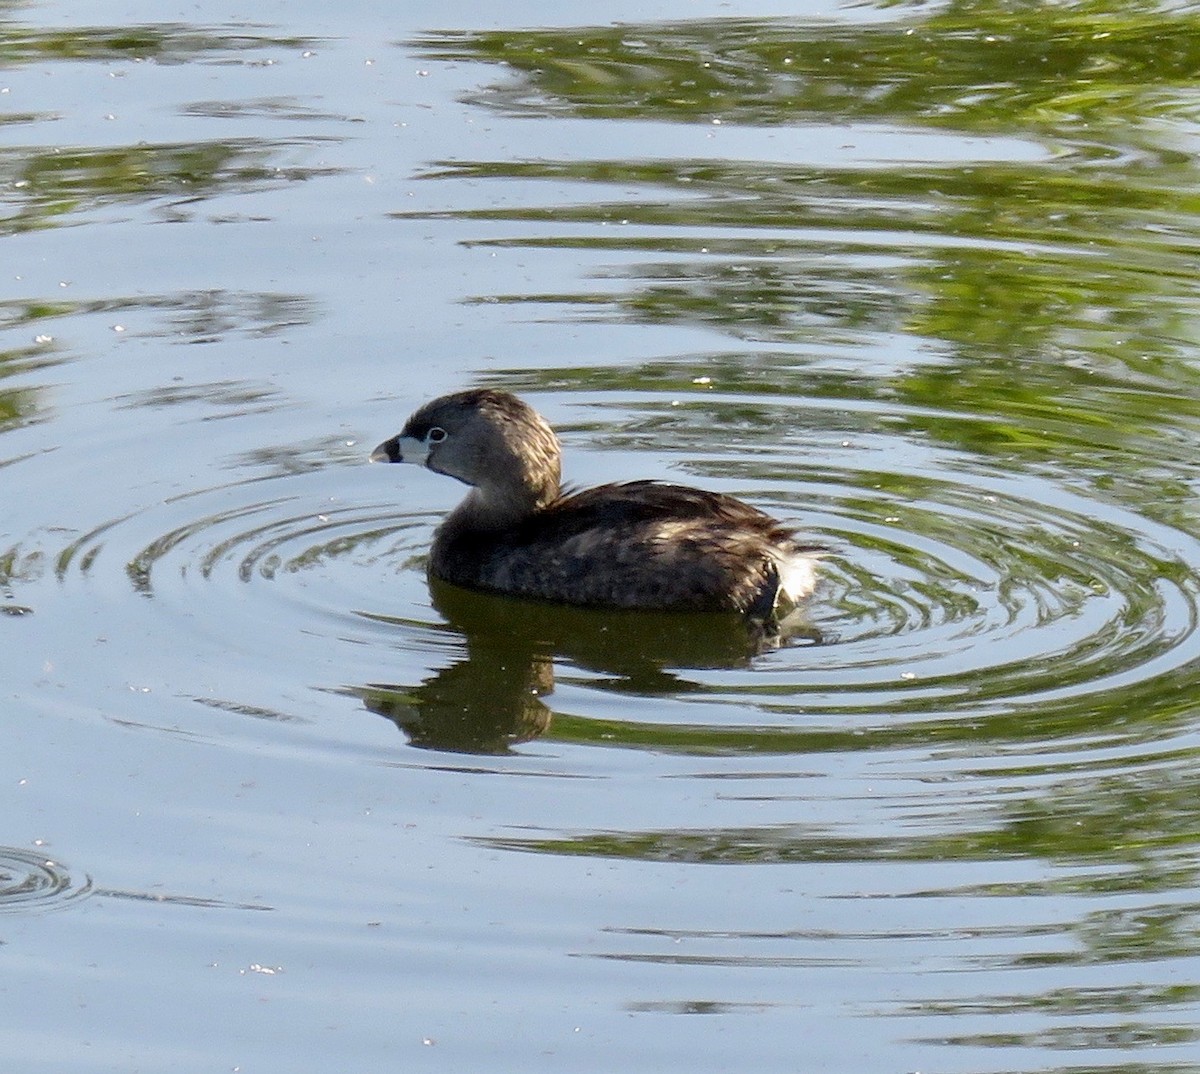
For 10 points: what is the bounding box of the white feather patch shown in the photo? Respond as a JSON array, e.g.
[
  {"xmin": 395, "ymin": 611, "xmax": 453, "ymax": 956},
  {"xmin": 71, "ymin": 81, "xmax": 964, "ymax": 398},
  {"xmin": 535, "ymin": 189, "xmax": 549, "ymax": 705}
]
[
  {"xmin": 777, "ymin": 550, "xmax": 820, "ymax": 603},
  {"xmin": 398, "ymin": 434, "xmax": 430, "ymax": 466}
]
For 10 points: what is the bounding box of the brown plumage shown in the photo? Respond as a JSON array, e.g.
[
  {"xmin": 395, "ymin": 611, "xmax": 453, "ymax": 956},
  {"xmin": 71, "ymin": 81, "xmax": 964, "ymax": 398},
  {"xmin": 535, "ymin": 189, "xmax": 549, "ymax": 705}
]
[{"xmin": 371, "ymin": 388, "xmax": 821, "ymax": 617}]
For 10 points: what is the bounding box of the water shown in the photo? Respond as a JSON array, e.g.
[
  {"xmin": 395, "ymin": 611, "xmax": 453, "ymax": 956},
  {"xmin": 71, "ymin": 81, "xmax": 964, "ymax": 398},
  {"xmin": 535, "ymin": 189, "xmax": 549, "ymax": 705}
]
[{"xmin": 3, "ymin": 1, "xmax": 1200, "ymax": 1071}]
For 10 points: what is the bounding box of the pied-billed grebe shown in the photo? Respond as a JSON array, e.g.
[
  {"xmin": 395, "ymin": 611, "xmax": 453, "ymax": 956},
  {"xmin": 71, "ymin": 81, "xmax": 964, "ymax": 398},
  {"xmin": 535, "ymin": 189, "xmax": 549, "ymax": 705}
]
[{"xmin": 370, "ymin": 389, "xmax": 821, "ymax": 617}]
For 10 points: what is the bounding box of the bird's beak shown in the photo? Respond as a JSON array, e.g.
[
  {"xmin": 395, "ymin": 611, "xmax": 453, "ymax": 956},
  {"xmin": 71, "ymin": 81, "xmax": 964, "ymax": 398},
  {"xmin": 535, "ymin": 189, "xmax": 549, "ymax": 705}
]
[
  {"xmin": 370, "ymin": 436, "xmax": 401, "ymax": 464},
  {"xmin": 369, "ymin": 435, "xmax": 429, "ymax": 465}
]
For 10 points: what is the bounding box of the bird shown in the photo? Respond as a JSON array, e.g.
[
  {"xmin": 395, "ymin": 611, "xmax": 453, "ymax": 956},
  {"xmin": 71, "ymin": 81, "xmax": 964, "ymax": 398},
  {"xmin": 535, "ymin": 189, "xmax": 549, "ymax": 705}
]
[{"xmin": 370, "ymin": 388, "xmax": 821, "ymax": 618}]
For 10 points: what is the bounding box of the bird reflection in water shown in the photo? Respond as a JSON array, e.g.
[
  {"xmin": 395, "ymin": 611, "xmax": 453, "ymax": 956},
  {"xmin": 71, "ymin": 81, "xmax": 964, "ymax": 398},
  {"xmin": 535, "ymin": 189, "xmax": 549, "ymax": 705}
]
[{"xmin": 360, "ymin": 576, "xmax": 820, "ymax": 754}]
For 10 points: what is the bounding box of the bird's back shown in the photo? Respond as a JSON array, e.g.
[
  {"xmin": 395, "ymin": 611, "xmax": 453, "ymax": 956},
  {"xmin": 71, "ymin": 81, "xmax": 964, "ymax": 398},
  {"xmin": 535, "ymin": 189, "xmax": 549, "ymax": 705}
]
[{"xmin": 431, "ymin": 480, "xmax": 819, "ymax": 615}]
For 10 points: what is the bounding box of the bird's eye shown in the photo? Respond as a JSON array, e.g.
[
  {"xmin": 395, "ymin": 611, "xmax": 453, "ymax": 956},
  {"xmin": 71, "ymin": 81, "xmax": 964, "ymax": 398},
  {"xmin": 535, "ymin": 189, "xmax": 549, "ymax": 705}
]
[{"xmin": 427, "ymin": 426, "xmax": 447, "ymax": 444}]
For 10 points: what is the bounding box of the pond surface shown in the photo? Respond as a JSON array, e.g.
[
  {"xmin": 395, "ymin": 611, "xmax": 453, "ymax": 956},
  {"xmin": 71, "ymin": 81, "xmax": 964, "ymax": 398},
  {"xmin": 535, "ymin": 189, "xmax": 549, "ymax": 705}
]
[{"xmin": 3, "ymin": 0, "xmax": 1200, "ymax": 1071}]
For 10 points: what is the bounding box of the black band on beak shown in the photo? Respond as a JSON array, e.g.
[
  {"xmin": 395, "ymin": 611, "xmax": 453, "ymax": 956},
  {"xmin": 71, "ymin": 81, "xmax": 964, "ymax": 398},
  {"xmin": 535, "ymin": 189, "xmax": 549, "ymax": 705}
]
[{"xmin": 370, "ymin": 436, "xmax": 402, "ymax": 463}]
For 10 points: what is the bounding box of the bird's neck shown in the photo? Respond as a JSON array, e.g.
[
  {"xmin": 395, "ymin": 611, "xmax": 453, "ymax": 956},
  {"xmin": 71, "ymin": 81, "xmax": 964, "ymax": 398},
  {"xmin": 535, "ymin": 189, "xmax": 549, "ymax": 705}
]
[{"xmin": 446, "ymin": 479, "xmax": 557, "ymax": 533}]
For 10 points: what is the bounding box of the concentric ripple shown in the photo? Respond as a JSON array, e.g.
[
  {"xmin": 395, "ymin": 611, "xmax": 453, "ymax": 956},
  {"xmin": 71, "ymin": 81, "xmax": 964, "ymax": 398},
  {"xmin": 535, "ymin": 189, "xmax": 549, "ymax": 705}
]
[
  {"xmin": 0, "ymin": 846, "xmax": 92, "ymax": 913},
  {"xmin": 51, "ymin": 480, "xmax": 430, "ymax": 614},
  {"xmin": 9, "ymin": 396, "xmax": 1200, "ymax": 737},
  {"xmin": 590, "ymin": 392, "xmax": 1200, "ymax": 734},
  {"xmin": 778, "ymin": 468, "xmax": 1200, "ymax": 720}
]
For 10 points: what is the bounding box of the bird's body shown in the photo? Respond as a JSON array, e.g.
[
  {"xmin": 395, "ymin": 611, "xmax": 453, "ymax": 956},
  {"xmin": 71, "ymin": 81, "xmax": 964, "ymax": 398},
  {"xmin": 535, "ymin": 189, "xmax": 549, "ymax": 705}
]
[{"xmin": 371, "ymin": 389, "xmax": 820, "ymax": 617}]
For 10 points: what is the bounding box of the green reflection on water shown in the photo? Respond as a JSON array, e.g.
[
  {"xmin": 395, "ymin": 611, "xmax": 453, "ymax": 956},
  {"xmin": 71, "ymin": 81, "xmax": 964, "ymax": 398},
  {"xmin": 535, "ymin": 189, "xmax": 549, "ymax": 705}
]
[
  {"xmin": 0, "ymin": 23, "xmax": 312, "ymax": 65},
  {"xmin": 418, "ymin": 5, "xmax": 1200, "ymax": 137},
  {"xmin": 409, "ymin": 5, "xmax": 1200, "ymax": 531},
  {"xmin": 0, "ymin": 332, "xmax": 56, "ymax": 436},
  {"xmin": 479, "ymin": 739, "xmax": 1200, "ymax": 865},
  {"xmin": 0, "ymin": 21, "xmax": 330, "ymax": 230},
  {"xmin": 1, "ymin": 140, "xmax": 339, "ymax": 235}
]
